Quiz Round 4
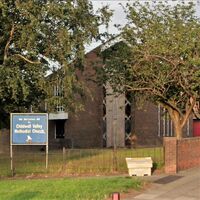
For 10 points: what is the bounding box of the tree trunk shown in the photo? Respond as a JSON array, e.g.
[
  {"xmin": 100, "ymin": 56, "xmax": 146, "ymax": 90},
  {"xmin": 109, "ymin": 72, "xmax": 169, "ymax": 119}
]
[
  {"xmin": 174, "ymin": 122, "xmax": 183, "ymax": 140},
  {"xmin": 168, "ymin": 109, "xmax": 183, "ymax": 139},
  {"xmin": 165, "ymin": 97, "xmax": 195, "ymax": 139}
]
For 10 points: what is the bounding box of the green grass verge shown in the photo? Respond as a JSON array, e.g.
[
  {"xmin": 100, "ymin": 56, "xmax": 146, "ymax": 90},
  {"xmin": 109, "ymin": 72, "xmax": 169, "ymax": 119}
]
[
  {"xmin": 0, "ymin": 177, "xmax": 142, "ymax": 200},
  {"xmin": 0, "ymin": 147, "xmax": 164, "ymax": 177}
]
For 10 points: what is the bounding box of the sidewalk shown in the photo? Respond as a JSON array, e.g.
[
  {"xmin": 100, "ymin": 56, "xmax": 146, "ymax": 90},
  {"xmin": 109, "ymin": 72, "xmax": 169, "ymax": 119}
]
[{"xmin": 124, "ymin": 168, "xmax": 200, "ymax": 200}]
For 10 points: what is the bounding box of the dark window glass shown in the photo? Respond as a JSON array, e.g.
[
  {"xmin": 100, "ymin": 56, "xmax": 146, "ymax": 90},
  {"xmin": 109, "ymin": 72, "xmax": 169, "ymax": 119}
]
[{"xmin": 55, "ymin": 120, "xmax": 65, "ymax": 139}]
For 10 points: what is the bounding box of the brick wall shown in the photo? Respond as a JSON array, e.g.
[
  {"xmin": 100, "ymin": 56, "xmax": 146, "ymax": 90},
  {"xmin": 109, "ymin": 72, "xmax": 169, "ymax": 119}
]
[
  {"xmin": 133, "ymin": 102, "xmax": 162, "ymax": 146},
  {"xmin": 163, "ymin": 137, "xmax": 177, "ymax": 173},
  {"xmin": 66, "ymin": 48, "xmax": 104, "ymax": 148},
  {"xmin": 177, "ymin": 137, "xmax": 200, "ymax": 171},
  {"xmin": 164, "ymin": 137, "xmax": 200, "ymax": 173}
]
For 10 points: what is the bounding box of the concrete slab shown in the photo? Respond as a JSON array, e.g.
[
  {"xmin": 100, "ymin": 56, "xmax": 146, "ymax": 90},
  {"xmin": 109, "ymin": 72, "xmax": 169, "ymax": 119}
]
[
  {"xmin": 133, "ymin": 194, "xmax": 159, "ymax": 199},
  {"xmin": 174, "ymin": 197, "xmax": 197, "ymax": 200}
]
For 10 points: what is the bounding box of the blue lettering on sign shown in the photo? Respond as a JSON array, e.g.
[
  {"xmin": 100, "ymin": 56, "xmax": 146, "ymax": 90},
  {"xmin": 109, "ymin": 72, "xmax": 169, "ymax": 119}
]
[{"xmin": 11, "ymin": 114, "xmax": 48, "ymax": 145}]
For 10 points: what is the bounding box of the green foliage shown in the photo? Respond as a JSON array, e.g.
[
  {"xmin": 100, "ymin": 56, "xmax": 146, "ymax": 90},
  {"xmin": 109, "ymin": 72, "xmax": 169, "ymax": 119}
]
[
  {"xmin": 0, "ymin": 0, "xmax": 111, "ymax": 126},
  {"xmin": 100, "ymin": 1, "xmax": 200, "ymax": 137}
]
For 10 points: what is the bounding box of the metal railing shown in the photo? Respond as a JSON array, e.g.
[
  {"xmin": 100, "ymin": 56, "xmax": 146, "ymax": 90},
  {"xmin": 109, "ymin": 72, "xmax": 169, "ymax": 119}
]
[{"xmin": 0, "ymin": 147, "xmax": 164, "ymax": 177}]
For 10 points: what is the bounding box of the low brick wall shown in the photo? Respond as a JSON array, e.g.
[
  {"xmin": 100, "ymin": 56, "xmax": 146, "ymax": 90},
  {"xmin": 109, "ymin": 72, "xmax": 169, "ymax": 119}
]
[
  {"xmin": 177, "ymin": 137, "xmax": 200, "ymax": 171},
  {"xmin": 164, "ymin": 137, "xmax": 200, "ymax": 173}
]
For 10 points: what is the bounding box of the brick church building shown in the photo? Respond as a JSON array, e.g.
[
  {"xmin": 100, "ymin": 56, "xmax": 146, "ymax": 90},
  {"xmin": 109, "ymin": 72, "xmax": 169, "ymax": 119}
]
[{"xmin": 47, "ymin": 40, "xmax": 193, "ymax": 149}]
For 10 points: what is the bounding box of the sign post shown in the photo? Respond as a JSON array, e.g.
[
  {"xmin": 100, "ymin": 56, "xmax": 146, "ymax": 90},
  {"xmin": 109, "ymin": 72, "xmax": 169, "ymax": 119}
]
[{"xmin": 10, "ymin": 113, "xmax": 48, "ymax": 173}]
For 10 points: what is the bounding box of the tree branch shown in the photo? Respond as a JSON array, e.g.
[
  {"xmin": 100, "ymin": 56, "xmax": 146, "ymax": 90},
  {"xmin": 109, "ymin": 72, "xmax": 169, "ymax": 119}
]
[
  {"xmin": 159, "ymin": 99, "xmax": 183, "ymax": 118},
  {"xmin": 166, "ymin": 105, "xmax": 175, "ymax": 122},
  {"xmin": 14, "ymin": 54, "xmax": 41, "ymax": 64},
  {"xmin": 181, "ymin": 96, "xmax": 196, "ymax": 128},
  {"xmin": 124, "ymin": 85, "xmax": 152, "ymax": 91},
  {"xmin": 4, "ymin": 23, "xmax": 15, "ymax": 62},
  {"xmin": 146, "ymin": 54, "xmax": 177, "ymax": 67},
  {"xmin": 179, "ymin": 76, "xmax": 193, "ymax": 97}
]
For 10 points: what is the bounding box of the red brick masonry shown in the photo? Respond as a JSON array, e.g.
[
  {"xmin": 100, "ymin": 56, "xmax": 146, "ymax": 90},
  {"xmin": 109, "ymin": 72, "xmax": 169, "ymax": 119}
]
[
  {"xmin": 177, "ymin": 137, "xmax": 200, "ymax": 171},
  {"xmin": 164, "ymin": 137, "xmax": 200, "ymax": 173},
  {"xmin": 164, "ymin": 137, "xmax": 177, "ymax": 174}
]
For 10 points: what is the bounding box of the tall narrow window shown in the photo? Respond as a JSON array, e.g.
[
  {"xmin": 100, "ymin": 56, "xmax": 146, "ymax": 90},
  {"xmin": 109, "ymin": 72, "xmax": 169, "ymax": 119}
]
[
  {"xmin": 102, "ymin": 85, "xmax": 107, "ymax": 147},
  {"xmin": 125, "ymin": 92, "xmax": 132, "ymax": 146},
  {"xmin": 158, "ymin": 105, "xmax": 174, "ymax": 137},
  {"xmin": 53, "ymin": 83, "xmax": 65, "ymax": 112}
]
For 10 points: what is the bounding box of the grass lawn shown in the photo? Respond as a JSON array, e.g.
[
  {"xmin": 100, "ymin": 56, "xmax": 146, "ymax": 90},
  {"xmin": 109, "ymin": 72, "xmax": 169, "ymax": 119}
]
[
  {"xmin": 0, "ymin": 147, "xmax": 164, "ymax": 177},
  {"xmin": 0, "ymin": 177, "xmax": 142, "ymax": 200}
]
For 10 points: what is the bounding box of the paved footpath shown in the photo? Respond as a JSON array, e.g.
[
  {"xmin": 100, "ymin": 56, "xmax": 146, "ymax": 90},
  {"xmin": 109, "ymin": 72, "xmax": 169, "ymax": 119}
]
[{"xmin": 124, "ymin": 168, "xmax": 200, "ymax": 200}]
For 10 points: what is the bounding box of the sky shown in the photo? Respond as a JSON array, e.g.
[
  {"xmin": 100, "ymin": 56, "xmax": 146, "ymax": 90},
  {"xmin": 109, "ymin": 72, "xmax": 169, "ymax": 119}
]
[
  {"xmin": 92, "ymin": 0, "xmax": 129, "ymax": 33},
  {"xmin": 86, "ymin": 0, "xmax": 200, "ymax": 51},
  {"xmin": 87, "ymin": 0, "xmax": 129, "ymax": 51}
]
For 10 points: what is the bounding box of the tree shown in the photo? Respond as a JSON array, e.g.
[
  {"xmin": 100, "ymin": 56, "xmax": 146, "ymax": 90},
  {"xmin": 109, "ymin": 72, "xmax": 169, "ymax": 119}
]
[
  {"xmin": 100, "ymin": 1, "xmax": 200, "ymax": 139},
  {"xmin": 0, "ymin": 0, "xmax": 111, "ymax": 127}
]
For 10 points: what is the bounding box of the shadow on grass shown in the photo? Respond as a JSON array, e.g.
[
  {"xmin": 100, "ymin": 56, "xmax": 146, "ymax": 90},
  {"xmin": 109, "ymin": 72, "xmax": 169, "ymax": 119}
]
[{"xmin": 9, "ymin": 191, "xmax": 41, "ymax": 200}]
